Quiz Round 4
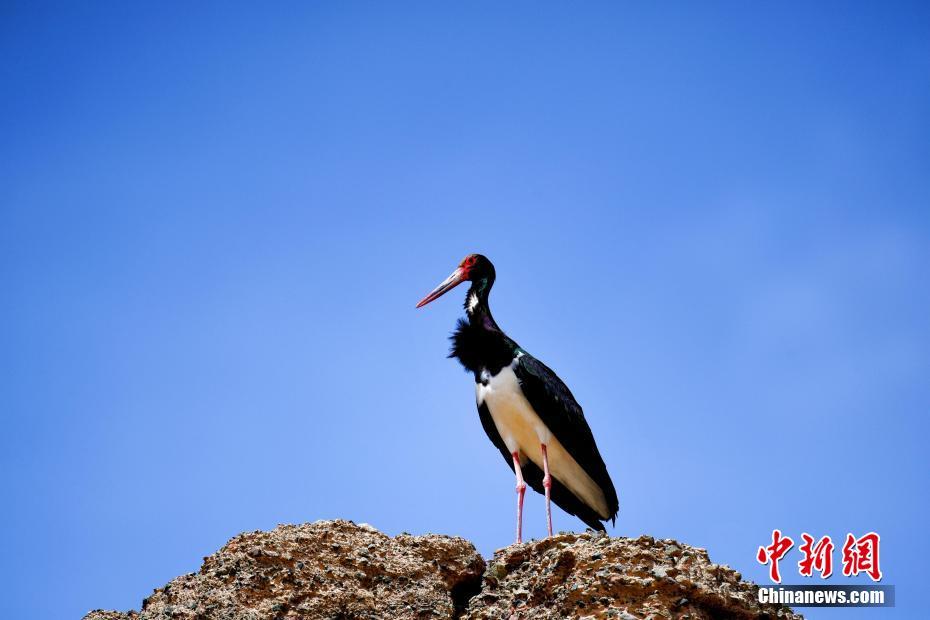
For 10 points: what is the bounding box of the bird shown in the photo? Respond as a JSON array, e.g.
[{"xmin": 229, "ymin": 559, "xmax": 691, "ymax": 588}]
[{"xmin": 416, "ymin": 254, "xmax": 618, "ymax": 543}]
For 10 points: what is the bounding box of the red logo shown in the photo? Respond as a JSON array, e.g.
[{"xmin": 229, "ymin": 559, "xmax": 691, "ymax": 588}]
[
  {"xmin": 842, "ymin": 532, "xmax": 883, "ymax": 582},
  {"xmin": 798, "ymin": 533, "xmax": 834, "ymax": 579},
  {"xmin": 758, "ymin": 530, "xmax": 882, "ymax": 582},
  {"xmin": 757, "ymin": 529, "xmax": 794, "ymax": 583}
]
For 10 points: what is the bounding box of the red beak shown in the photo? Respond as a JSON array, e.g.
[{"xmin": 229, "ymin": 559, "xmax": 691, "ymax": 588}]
[{"xmin": 416, "ymin": 267, "xmax": 467, "ymax": 308}]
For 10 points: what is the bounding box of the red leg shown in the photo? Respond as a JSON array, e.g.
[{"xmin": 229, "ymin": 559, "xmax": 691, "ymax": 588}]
[
  {"xmin": 541, "ymin": 444, "xmax": 553, "ymax": 537},
  {"xmin": 512, "ymin": 451, "xmax": 526, "ymax": 544}
]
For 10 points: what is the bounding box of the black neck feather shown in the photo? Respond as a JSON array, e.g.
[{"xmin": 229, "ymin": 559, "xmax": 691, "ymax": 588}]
[{"xmin": 449, "ymin": 277, "xmax": 518, "ymax": 378}]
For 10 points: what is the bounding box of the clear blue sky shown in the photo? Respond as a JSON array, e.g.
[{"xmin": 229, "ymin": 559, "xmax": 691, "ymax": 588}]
[{"xmin": 2, "ymin": 3, "xmax": 928, "ymax": 618}]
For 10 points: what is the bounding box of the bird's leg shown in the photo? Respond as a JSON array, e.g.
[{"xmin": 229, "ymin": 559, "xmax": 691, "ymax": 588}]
[
  {"xmin": 512, "ymin": 451, "xmax": 526, "ymax": 544},
  {"xmin": 541, "ymin": 443, "xmax": 553, "ymax": 537}
]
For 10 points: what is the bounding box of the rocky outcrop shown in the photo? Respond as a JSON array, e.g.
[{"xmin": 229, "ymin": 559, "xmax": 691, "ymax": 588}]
[
  {"xmin": 468, "ymin": 532, "xmax": 800, "ymax": 619},
  {"xmin": 84, "ymin": 520, "xmax": 483, "ymax": 620},
  {"xmin": 84, "ymin": 520, "xmax": 800, "ymax": 620}
]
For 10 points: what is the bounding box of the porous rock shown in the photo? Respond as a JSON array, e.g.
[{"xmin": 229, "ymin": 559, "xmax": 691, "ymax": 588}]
[
  {"xmin": 83, "ymin": 520, "xmax": 484, "ymax": 620},
  {"xmin": 463, "ymin": 531, "xmax": 802, "ymax": 619},
  {"xmin": 84, "ymin": 522, "xmax": 800, "ymax": 619}
]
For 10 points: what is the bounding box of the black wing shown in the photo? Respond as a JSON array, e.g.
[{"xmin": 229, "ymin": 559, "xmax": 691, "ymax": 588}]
[
  {"xmin": 512, "ymin": 352, "xmax": 619, "ymax": 524},
  {"xmin": 477, "ymin": 400, "xmax": 614, "ymax": 532}
]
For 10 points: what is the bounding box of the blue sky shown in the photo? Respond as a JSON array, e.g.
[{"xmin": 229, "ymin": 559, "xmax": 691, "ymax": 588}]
[{"xmin": 1, "ymin": 3, "xmax": 928, "ymax": 618}]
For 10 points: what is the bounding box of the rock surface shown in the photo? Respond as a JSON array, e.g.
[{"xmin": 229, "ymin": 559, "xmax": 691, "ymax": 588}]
[
  {"xmin": 467, "ymin": 532, "xmax": 801, "ymax": 620},
  {"xmin": 84, "ymin": 520, "xmax": 801, "ymax": 620}
]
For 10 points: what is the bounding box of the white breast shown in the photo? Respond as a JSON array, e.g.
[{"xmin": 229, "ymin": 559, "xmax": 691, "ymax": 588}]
[{"xmin": 476, "ymin": 361, "xmax": 610, "ymax": 519}]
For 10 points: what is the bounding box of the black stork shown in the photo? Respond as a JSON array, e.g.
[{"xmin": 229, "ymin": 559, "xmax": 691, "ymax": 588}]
[{"xmin": 416, "ymin": 254, "xmax": 618, "ymax": 543}]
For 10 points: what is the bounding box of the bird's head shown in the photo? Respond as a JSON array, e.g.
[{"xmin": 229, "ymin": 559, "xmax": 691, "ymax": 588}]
[{"xmin": 416, "ymin": 254, "xmax": 495, "ymax": 309}]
